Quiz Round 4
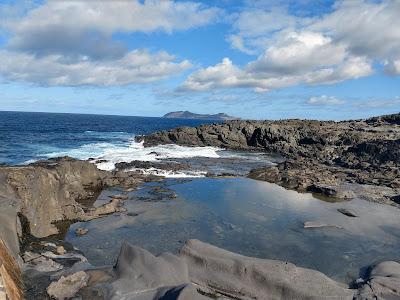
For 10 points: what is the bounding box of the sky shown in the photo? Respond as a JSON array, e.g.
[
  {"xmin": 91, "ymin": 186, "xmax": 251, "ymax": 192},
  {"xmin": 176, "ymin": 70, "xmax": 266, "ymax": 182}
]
[{"xmin": 0, "ymin": 0, "xmax": 399, "ymax": 120}]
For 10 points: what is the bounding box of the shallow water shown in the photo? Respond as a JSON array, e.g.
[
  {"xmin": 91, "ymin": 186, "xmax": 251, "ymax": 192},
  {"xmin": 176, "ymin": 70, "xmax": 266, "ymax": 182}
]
[{"xmin": 66, "ymin": 177, "xmax": 400, "ymax": 283}]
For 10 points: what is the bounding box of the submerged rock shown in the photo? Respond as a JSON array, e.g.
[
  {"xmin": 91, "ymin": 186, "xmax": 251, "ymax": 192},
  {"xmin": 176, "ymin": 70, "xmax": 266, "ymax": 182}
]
[
  {"xmin": 304, "ymin": 221, "xmax": 342, "ymax": 229},
  {"xmin": 337, "ymin": 208, "xmax": 358, "ymax": 217},
  {"xmin": 75, "ymin": 227, "xmax": 89, "ymax": 236},
  {"xmin": 115, "ymin": 160, "xmax": 191, "ymax": 172}
]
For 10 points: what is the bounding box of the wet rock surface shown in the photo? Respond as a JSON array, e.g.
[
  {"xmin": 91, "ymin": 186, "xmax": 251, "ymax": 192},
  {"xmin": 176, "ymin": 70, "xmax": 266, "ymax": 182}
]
[
  {"xmin": 142, "ymin": 113, "xmax": 400, "ymax": 206},
  {"xmin": 69, "ymin": 240, "xmax": 399, "ymax": 300}
]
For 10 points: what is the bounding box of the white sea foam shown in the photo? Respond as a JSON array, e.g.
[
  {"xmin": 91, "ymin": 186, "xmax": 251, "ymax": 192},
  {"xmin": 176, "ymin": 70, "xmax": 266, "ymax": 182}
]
[
  {"xmin": 130, "ymin": 167, "xmax": 208, "ymax": 178},
  {"xmin": 44, "ymin": 137, "xmax": 223, "ymax": 173}
]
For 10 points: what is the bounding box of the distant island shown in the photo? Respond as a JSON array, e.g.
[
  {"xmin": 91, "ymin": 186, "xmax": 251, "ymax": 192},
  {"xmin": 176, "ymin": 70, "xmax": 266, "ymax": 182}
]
[{"xmin": 163, "ymin": 111, "xmax": 238, "ymax": 120}]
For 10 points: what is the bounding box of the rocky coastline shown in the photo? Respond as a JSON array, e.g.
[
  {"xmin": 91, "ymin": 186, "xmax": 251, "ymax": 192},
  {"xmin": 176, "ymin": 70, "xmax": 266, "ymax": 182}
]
[
  {"xmin": 142, "ymin": 113, "xmax": 400, "ymax": 207},
  {"xmin": 0, "ymin": 113, "xmax": 399, "ymax": 299}
]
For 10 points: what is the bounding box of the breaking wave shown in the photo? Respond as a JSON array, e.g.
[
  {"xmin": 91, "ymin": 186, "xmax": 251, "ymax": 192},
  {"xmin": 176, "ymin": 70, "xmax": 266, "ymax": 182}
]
[{"xmin": 44, "ymin": 136, "xmax": 223, "ymax": 175}]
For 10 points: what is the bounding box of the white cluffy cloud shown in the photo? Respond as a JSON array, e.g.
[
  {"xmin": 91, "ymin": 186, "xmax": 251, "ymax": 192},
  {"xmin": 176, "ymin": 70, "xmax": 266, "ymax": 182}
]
[
  {"xmin": 306, "ymin": 96, "xmax": 345, "ymax": 106},
  {"xmin": 0, "ymin": 50, "xmax": 191, "ymax": 86},
  {"xmin": 182, "ymin": 0, "xmax": 398, "ymax": 93},
  {"xmin": 231, "ymin": 0, "xmax": 400, "ymax": 61},
  {"xmin": 5, "ymin": 1, "xmax": 221, "ymax": 59},
  {"xmin": 0, "ymin": 0, "xmax": 220, "ymax": 86},
  {"xmin": 183, "ymin": 31, "xmax": 372, "ymax": 92},
  {"xmin": 0, "ymin": 47, "xmax": 192, "ymax": 86}
]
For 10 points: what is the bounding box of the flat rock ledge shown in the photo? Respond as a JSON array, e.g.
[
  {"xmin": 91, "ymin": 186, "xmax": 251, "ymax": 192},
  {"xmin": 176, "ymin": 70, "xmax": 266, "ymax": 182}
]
[{"xmin": 64, "ymin": 239, "xmax": 398, "ymax": 300}]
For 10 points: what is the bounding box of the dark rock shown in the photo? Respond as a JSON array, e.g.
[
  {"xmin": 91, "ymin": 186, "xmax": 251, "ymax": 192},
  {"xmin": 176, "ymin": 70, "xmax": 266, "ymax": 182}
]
[
  {"xmin": 392, "ymin": 195, "xmax": 400, "ymax": 204},
  {"xmin": 337, "ymin": 208, "xmax": 358, "ymax": 217},
  {"xmin": 126, "ymin": 212, "xmax": 139, "ymax": 217},
  {"xmin": 148, "ymin": 151, "xmax": 161, "ymax": 156},
  {"xmin": 115, "ymin": 160, "xmax": 191, "ymax": 172},
  {"xmin": 366, "ymin": 112, "xmax": 400, "ymax": 125},
  {"xmin": 143, "ymin": 113, "xmax": 400, "ymax": 205}
]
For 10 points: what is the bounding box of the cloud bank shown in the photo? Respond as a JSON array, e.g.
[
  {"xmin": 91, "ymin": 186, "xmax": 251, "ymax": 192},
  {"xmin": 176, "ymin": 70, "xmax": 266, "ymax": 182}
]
[
  {"xmin": 0, "ymin": 0, "xmax": 398, "ymax": 92},
  {"xmin": 0, "ymin": 0, "xmax": 220, "ymax": 86},
  {"xmin": 183, "ymin": 0, "xmax": 399, "ymax": 92}
]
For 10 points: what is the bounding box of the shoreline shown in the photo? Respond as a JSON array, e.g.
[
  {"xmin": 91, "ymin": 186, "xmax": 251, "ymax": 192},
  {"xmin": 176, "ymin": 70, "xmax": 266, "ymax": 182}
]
[
  {"xmin": 0, "ymin": 112, "xmax": 399, "ymax": 299},
  {"xmin": 142, "ymin": 112, "xmax": 400, "ymax": 207},
  {"xmin": 0, "ymin": 158, "xmax": 398, "ymax": 299}
]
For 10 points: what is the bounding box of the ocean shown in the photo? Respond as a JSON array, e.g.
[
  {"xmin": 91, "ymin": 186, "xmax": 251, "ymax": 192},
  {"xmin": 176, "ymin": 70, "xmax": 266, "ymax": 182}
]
[{"xmin": 0, "ymin": 111, "xmax": 221, "ymax": 167}]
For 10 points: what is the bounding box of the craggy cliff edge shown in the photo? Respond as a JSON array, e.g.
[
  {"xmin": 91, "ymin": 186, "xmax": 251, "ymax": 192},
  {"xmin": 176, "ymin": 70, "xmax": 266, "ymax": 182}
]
[{"xmin": 142, "ymin": 113, "xmax": 400, "ymax": 206}]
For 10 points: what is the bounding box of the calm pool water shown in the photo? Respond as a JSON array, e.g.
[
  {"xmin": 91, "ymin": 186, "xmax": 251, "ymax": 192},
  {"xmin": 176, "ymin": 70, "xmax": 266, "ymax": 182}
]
[{"xmin": 66, "ymin": 177, "xmax": 400, "ymax": 283}]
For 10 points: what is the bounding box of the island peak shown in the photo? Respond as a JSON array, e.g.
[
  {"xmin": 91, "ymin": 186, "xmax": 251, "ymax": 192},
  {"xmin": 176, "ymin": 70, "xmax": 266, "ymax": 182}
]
[{"xmin": 163, "ymin": 111, "xmax": 239, "ymax": 120}]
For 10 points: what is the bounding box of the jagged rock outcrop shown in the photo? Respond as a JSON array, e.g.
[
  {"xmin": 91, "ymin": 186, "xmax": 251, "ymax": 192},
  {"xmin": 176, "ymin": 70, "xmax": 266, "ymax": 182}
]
[
  {"xmin": 0, "ymin": 157, "xmax": 144, "ymax": 238},
  {"xmin": 115, "ymin": 160, "xmax": 191, "ymax": 172},
  {"xmin": 143, "ymin": 113, "xmax": 400, "ymax": 164},
  {"xmin": 142, "ymin": 113, "xmax": 400, "ymax": 205},
  {"xmin": 0, "ymin": 157, "xmax": 146, "ymax": 299}
]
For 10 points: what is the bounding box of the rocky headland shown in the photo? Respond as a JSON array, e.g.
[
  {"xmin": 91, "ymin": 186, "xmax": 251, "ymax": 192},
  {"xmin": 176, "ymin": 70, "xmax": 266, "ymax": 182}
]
[
  {"xmin": 0, "ymin": 113, "xmax": 400, "ymax": 299},
  {"xmin": 142, "ymin": 113, "xmax": 400, "ymax": 206},
  {"xmin": 163, "ymin": 111, "xmax": 238, "ymax": 121}
]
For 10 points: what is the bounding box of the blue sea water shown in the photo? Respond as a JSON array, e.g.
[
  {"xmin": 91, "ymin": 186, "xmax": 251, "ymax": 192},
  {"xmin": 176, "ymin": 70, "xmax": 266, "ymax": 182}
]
[{"xmin": 0, "ymin": 111, "xmax": 218, "ymax": 165}]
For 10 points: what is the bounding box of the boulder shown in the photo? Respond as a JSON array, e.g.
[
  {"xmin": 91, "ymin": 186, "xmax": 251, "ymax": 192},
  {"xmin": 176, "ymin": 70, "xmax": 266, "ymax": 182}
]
[
  {"xmin": 98, "ymin": 240, "xmax": 354, "ymax": 300},
  {"xmin": 47, "ymin": 271, "xmax": 89, "ymax": 300},
  {"xmin": 354, "ymin": 261, "xmax": 400, "ymax": 299}
]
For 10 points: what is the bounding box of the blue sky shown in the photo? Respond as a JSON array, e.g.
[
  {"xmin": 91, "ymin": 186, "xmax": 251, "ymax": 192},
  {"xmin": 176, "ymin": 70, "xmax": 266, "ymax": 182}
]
[{"xmin": 0, "ymin": 0, "xmax": 399, "ymax": 120}]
